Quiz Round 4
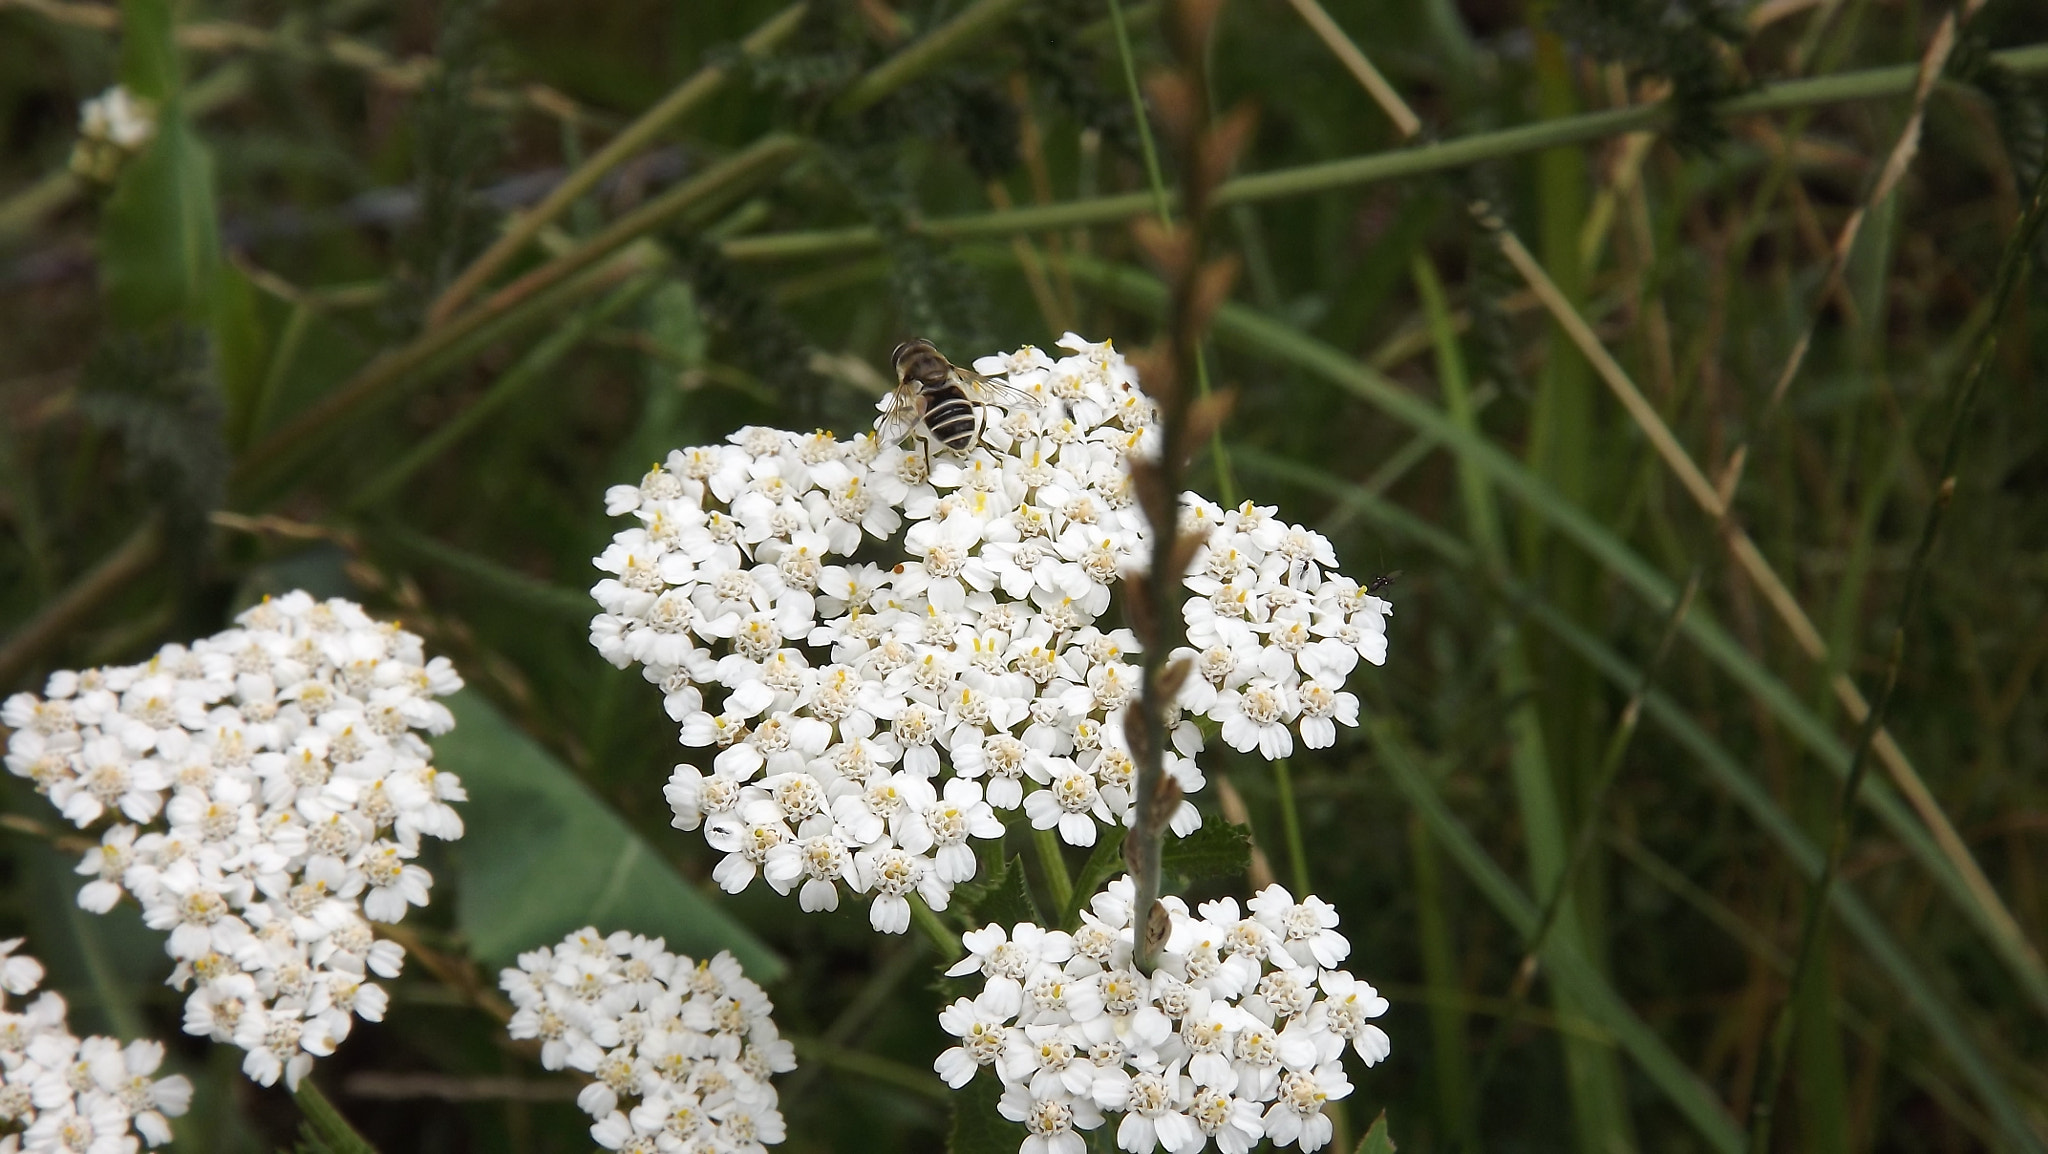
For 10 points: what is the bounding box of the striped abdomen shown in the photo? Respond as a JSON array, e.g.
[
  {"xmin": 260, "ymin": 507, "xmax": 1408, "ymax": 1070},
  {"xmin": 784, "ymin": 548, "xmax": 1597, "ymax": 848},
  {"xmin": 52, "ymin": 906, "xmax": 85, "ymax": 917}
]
[{"xmin": 921, "ymin": 382, "xmax": 978, "ymax": 450}]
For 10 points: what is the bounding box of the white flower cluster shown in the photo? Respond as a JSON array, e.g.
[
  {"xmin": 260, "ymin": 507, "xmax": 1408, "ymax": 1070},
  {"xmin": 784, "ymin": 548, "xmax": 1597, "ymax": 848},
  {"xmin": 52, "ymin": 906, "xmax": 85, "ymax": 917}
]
[
  {"xmin": 1, "ymin": 593, "xmax": 467, "ymax": 1091},
  {"xmin": 937, "ymin": 879, "xmax": 1388, "ymax": 1154},
  {"xmin": 70, "ymin": 86, "xmax": 156, "ymax": 184},
  {"xmin": 0, "ymin": 938, "xmax": 192, "ymax": 1154},
  {"xmin": 589, "ymin": 335, "xmax": 1389, "ymax": 933},
  {"xmin": 501, "ymin": 928, "xmax": 793, "ymax": 1154}
]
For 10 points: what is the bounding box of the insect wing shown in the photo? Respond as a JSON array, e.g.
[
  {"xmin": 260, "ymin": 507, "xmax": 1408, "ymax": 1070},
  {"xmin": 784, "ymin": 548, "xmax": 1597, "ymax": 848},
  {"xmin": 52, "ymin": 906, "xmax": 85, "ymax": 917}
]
[
  {"xmin": 955, "ymin": 366, "xmax": 1040, "ymax": 410},
  {"xmin": 874, "ymin": 385, "xmax": 923, "ymax": 443}
]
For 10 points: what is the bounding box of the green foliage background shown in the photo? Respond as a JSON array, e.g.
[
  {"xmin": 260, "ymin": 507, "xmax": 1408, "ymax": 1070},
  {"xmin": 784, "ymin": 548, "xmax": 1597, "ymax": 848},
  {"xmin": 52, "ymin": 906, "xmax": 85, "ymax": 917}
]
[{"xmin": 4, "ymin": 0, "xmax": 2048, "ymax": 1150}]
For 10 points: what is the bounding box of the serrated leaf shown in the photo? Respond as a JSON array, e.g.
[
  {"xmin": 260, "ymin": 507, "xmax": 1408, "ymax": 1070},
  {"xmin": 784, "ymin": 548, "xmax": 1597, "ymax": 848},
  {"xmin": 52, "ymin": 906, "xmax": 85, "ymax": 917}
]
[
  {"xmin": 1355, "ymin": 1110, "xmax": 1395, "ymax": 1154},
  {"xmin": 435, "ymin": 691, "xmax": 783, "ymax": 981},
  {"xmin": 1160, "ymin": 820, "xmax": 1253, "ymax": 883},
  {"xmin": 962, "ymin": 855, "xmax": 1040, "ymax": 930},
  {"xmin": 76, "ymin": 326, "xmax": 226, "ymax": 529},
  {"xmin": 948, "ymin": 1070, "xmax": 1020, "ymax": 1154}
]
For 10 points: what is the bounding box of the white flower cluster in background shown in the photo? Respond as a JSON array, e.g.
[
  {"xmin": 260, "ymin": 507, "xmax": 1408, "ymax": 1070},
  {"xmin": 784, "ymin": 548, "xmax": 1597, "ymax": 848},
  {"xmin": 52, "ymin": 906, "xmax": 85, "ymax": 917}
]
[
  {"xmin": 1, "ymin": 593, "xmax": 466, "ymax": 1091},
  {"xmin": 70, "ymin": 86, "xmax": 156, "ymax": 184},
  {"xmin": 502, "ymin": 928, "xmax": 793, "ymax": 1154},
  {"xmin": 589, "ymin": 335, "xmax": 1390, "ymax": 933},
  {"xmin": 937, "ymin": 879, "xmax": 1388, "ymax": 1154},
  {"xmin": 0, "ymin": 938, "xmax": 191, "ymax": 1153}
]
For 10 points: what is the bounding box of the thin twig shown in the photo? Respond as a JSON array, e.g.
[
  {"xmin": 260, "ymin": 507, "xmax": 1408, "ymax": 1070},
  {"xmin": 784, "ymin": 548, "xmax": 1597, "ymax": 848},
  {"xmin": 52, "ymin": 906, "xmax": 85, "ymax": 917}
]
[{"xmin": 1281, "ymin": 0, "xmax": 1421, "ymax": 138}]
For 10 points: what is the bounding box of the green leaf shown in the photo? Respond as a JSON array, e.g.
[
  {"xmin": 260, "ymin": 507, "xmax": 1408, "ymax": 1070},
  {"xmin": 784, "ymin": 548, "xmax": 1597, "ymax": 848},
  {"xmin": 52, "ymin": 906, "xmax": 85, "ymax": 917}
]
[
  {"xmin": 1160, "ymin": 820, "xmax": 1253, "ymax": 883},
  {"xmin": 947, "ymin": 1070, "xmax": 1020, "ymax": 1154},
  {"xmin": 1366, "ymin": 718, "xmax": 1743, "ymax": 1154},
  {"xmin": 435, "ymin": 691, "xmax": 783, "ymax": 981},
  {"xmin": 960, "ymin": 855, "xmax": 1040, "ymax": 929},
  {"xmin": 1354, "ymin": 1110, "xmax": 1396, "ymax": 1154},
  {"xmin": 117, "ymin": 0, "xmax": 180, "ymax": 103},
  {"xmin": 211, "ymin": 264, "xmax": 270, "ymax": 449},
  {"xmin": 100, "ymin": 115, "xmax": 220, "ymax": 328}
]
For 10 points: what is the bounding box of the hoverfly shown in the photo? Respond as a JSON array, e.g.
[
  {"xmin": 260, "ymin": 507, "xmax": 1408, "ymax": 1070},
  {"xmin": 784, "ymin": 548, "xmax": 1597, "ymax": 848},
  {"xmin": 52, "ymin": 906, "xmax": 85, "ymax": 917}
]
[{"xmin": 876, "ymin": 338, "xmax": 1038, "ymax": 465}]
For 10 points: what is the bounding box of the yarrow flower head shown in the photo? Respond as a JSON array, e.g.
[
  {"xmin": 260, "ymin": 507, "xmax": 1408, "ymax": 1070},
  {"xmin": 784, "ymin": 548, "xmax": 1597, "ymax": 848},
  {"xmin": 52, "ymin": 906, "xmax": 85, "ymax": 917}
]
[
  {"xmin": 0, "ymin": 937, "xmax": 193, "ymax": 1152},
  {"xmin": 70, "ymin": 86, "xmax": 156, "ymax": 184},
  {"xmin": 500, "ymin": 928, "xmax": 793, "ymax": 1154},
  {"xmin": 937, "ymin": 878, "xmax": 1388, "ymax": 1154},
  {"xmin": 589, "ymin": 335, "xmax": 1391, "ymax": 932},
  {"xmin": 1, "ymin": 592, "xmax": 467, "ymax": 1090}
]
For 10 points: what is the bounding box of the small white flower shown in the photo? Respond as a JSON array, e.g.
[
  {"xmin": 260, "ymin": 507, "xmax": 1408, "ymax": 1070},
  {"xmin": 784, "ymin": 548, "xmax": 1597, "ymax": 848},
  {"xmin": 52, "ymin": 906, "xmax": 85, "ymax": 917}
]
[
  {"xmin": 3, "ymin": 595, "xmax": 466, "ymax": 1089},
  {"xmin": 588, "ymin": 340, "xmax": 1393, "ymax": 930},
  {"xmin": 943, "ymin": 879, "xmax": 1384, "ymax": 1154},
  {"xmin": 501, "ymin": 929, "xmax": 791, "ymax": 1153},
  {"xmin": 0, "ymin": 939, "xmax": 191, "ymax": 1148}
]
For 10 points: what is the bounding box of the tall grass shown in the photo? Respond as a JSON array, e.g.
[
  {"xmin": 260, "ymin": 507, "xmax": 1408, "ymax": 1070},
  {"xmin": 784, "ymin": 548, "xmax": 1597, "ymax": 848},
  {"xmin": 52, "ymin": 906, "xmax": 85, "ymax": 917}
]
[{"xmin": 3, "ymin": 0, "xmax": 2048, "ymax": 1151}]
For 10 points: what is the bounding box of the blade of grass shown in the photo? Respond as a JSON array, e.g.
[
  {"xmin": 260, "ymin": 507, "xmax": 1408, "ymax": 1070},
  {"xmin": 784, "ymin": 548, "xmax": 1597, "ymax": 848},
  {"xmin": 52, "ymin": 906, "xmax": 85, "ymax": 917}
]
[
  {"xmin": 1409, "ymin": 811, "xmax": 1471, "ymax": 1144},
  {"xmin": 721, "ymin": 42, "xmax": 2048, "ymax": 261},
  {"xmin": 1058, "ymin": 251, "xmax": 2048, "ymax": 1027},
  {"xmin": 1365, "ymin": 718, "xmax": 1744, "ymax": 1154},
  {"xmin": 1747, "ymin": 153, "xmax": 2048, "ymax": 1154},
  {"xmin": 427, "ymin": 2, "xmax": 808, "ymax": 323},
  {"xmin": 1269, "ymin": 759, "xmax": 1311, "ymax": 896},
  {"xmin": 350, "ymin": 274, "xmax": 661, "ymax": 512},
  {"xmin": 1242, "ymin": 453, "xmax": 2044, "ymax": 1153},
  {"xmin": 1418, "ymin": 255, "xmax": 1627, "ymax": 1153},
  {"xmin": 231, "ymin": 134, "xmax": 802, "ymax": 500},
  {"xmin": 832, "ymin": 0, "xmax": 1033, "ymax": 118},
  {"xmin": 1607, "ymin": 829, "xmax": 2000, "ymax": 1150},
  {"xmin": 1460, "ymin": 571, "xmax": 1700, "ymax": 1143},
  {"xmin": 1489, "ymin": 177, "xmax": 2048, "ymax": 1027}
]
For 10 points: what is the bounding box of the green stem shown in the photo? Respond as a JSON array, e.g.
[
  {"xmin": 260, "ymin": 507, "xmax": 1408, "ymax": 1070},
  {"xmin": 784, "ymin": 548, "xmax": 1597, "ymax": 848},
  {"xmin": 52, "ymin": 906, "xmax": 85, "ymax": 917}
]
[
  {"xmin": 909, "ymin": 894, "xmax": 963, "ymax": 961},
  {"xmin": 833, "ymin": 0, "xmax": 1034, "ymax": 117},
  {"xmin": 428, "ymin": 3, "xmax": 808, "ymax": 323},
  {"xmin": 293, "ymin": 1079, "xmax": 378, "ymax": 1154},
  {"xmin": 1033, "ymin": 826, "xmax": 1075, "ymax": 913},
  {"xmin": 231, "ymin": 134, "xmax": 802, "ymax": 500},
  {"xmin": 349, "ymin": 275, "xmax": 659, "ymax": 512},
  {"xmin": 1107, "ymin": 0, "xmax": 1171, "ymax": 225},
  {"xmin": 722, "ymin": 42, "xmax": 2048, "ymax": 262},
  {"xmin": 369, "ymin": 525, "xmax": 592, "ymax": 621},
  {"xmin": 789, "ymin": 1036, "xmax": 950, "ymax": 1101},
  {"xmin": 1270, "ymin": 758, "xmax": 1310, "ymax": 896}
]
